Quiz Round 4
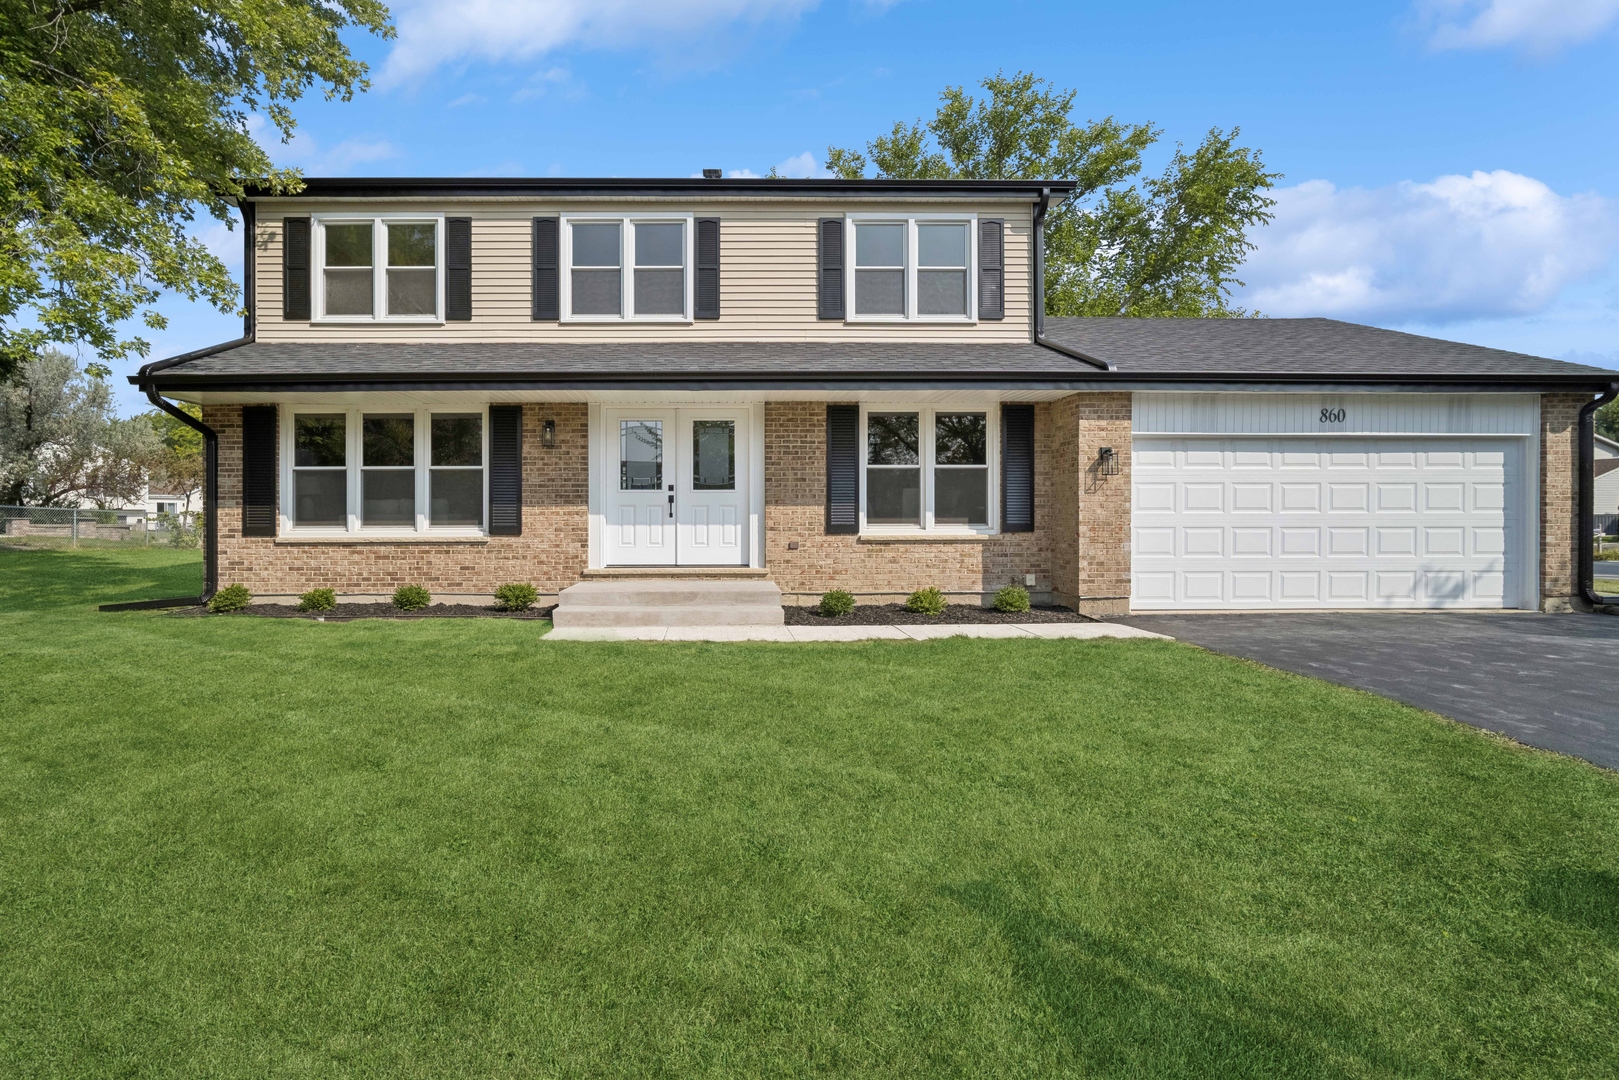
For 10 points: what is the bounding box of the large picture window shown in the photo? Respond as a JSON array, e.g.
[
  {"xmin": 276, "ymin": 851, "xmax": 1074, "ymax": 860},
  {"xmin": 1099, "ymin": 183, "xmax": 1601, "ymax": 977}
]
[
  {"xmin": 284, "ymin": 407, "xmax": 486, "ymax": 534},
  {"xmin": 314, "ymin": 216, "xmax": 442, "ymax": 322},
  {"xmin": 562, "ymin": 214, "xmax": 692, "ymax": 321},
  {"xmin": 846, "ymin": 215, "xmax": 976, "ymax": 322},
  {"xmin": 861, "ymin": 406, "xmax": 994, "ymax": 532}
]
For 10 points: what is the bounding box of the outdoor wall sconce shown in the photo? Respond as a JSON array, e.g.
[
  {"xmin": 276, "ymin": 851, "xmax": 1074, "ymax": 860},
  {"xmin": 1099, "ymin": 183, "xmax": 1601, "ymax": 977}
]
[
  {"xmin": 1097, "ymin": 446, "xmax": 1120, "ymax": 476},
  {"xmin": 541, "ymin": 419, "xmax": 556, "ymax": 448}
]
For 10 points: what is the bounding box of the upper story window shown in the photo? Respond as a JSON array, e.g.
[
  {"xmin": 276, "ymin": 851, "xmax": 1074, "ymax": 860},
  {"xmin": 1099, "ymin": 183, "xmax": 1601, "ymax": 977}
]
[
  {"xmin": 847, "ymin": 214, "xmax": 976, "ymax": 322},
  {"xmin": 561, "ymin": 213, "xmax": 693, "ymax": 321},
  {"xmin": 313, "ymin": 215, "xmax": 443, "ymax": 323}
]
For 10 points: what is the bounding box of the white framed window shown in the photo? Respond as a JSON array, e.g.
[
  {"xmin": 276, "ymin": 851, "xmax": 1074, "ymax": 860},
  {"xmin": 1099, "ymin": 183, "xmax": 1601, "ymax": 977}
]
[
  {"xmin": 860, "ymin": 404, "xmax": 996, "ymax": 533},
  {"xmin": 560, "ymin": 213, "xmax": 694, "ymax": 322},
  {"xmin": 846, "ymin": 214, "xmax": 976, "ymax": 322},
  {"xmin": 282, "ymin": 405, "xmax": 487, "ymax": 535},
  {"xmin": 312, "ymin": 214, "xmax": 444, "ymax": 323}
]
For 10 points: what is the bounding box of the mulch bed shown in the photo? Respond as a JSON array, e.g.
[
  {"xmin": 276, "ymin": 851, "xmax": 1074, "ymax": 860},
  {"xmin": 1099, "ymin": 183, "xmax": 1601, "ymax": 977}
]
[
  {"xmin": 172, "ymin": 602, "xmax": 556, "ymax": 621},
  {"xmin": 784, "ymin": 603, "xmax": 1092, "ymax": 626}
]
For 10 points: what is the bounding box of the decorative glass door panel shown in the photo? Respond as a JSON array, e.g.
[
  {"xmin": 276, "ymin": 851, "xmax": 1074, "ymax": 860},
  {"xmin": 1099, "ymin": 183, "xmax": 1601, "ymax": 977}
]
[
  {"xmin": 605, "ymin": 413, "xmax": 675, "ymax": 564},
  {"xmin": 678, "ymin": 416, "xmax": 745, "ymax": 565}
]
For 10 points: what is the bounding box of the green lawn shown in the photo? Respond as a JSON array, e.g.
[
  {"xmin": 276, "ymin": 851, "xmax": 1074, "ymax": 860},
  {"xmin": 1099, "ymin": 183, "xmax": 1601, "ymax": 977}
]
[{"xmin": 3, "ymin": 547, "xmax": 1618, "ymax": 1078}]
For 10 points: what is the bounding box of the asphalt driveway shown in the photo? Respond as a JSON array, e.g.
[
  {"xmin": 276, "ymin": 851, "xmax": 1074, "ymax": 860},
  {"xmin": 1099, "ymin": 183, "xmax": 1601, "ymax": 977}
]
[{"xmin": 1118, "ymin": 612, "xmax": 1619, "ymax": 769}]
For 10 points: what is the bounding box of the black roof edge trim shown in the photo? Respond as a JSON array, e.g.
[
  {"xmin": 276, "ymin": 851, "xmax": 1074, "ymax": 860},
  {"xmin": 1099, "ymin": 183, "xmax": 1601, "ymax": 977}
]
[
  {"xmin": 145, "ymin": 373, "xmax": 1616, "ymax": 395},
  {"xmin": 240, "ymin": 177, "xmax": 1080, "ymax": 200},
  {"xmin": 131, "ymin": 336, "xmax": 251, "ymax": 387}
]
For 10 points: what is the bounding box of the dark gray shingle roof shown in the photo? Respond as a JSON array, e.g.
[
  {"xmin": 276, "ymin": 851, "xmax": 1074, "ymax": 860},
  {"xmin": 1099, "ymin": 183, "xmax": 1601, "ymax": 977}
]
[
  {"xmin": 1043, "ymin": 317, "xmax": 1615, "ymax": 377},
  {"xmin": 150, "ymin": 340, "xmax": 1098, "ymax": 383},
  {"xmin": 141, "ymin": 319, "xmax": 1619, "ymax": 389}
]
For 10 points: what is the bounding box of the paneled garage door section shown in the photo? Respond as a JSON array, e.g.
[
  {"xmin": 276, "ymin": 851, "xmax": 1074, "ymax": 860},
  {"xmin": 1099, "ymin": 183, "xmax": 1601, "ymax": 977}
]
[{"xmin": 1131, "ymin": 437, "xmax": 1525, "ymax": 610}]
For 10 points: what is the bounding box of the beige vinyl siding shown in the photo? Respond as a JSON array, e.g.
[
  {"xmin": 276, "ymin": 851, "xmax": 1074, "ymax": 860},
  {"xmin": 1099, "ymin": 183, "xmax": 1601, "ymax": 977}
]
[{"xmin": 254, "ymin": 201, "xmax": 1033, "ymax": 343}]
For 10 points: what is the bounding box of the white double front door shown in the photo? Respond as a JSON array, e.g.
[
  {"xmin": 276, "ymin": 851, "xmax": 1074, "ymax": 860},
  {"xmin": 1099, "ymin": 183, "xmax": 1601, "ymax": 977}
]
[{"xmin": 603, "ymin": 408, "xmax": 749, "ymax": 566}]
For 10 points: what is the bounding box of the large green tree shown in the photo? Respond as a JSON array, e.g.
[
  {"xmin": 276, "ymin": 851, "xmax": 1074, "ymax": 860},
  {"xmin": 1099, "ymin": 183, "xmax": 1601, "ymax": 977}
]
[
  {"xmin": 828, "ymin": 72, "xmax": 1280, "ymax": 317},
  {"xmin": 0, "ymin": 348, "xmax": 159, "ymax": 505},
  {"xmin": 0, "ymin": 0, "xmax": 394, "ymax": 380}
]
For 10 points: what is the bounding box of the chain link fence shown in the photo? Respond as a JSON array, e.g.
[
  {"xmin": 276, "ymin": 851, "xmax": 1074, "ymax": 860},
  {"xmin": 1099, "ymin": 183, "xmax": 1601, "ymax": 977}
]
[{"xmin": 0, "ymin": 505, "xmax": 200, "ymax": 547}]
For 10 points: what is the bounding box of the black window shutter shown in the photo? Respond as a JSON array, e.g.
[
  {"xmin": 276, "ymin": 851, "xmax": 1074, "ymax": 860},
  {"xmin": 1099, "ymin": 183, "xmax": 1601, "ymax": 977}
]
[
  {"xmin": 488, "ymin": 405, "xmax": 523, "ymax": 536},
  {"xmin": 978, "ymin": 218, "xmax": 1004, "ymax": 320},
  {"xmin": 695, "ymin": 217, "xmax": 721, "ymax": 320},
  {"xmin": 446, "ymin": 217, "xmax": 472, "ymax": 321},
  {"xmin": 1001, "ymin": 404, "xmax": 1034, "ymax": 532},
  {"xmin": 282, "ymin": 218, "xmax": 311, "ymax": 321},
  {"xmin": 532, "ymin": 217, "xmax": 560, "ymax": 320},
  {"xmin": 817, "ymin": 217, "xmax": 844, "ymax": 320},
  {"xmin": 241, "ymin": 405, "xmax": 278, "ymax": 537},
  {"xmin": 826, "ymin": 404, "xmax": 859, "ymax": 534}
]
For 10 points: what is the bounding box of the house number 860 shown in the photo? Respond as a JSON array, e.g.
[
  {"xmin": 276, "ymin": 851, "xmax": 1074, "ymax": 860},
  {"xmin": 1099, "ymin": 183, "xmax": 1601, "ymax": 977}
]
[{"xmin": 1320, "ymin": 407, "xmax": 1346, "ymax": 423}]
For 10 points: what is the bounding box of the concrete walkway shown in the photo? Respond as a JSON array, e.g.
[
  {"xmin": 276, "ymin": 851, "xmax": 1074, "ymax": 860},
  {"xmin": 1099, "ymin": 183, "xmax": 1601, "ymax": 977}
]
[{"xmin": 545, "ymin": 622, "xmax": 1172, "ymax": 642}]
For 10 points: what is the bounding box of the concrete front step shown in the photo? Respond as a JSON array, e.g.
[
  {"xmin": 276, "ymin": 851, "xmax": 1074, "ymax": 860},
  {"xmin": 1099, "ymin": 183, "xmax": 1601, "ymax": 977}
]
[{"xmin": 552, "ymin": 578, "xmax": 784, "ymax": 628}]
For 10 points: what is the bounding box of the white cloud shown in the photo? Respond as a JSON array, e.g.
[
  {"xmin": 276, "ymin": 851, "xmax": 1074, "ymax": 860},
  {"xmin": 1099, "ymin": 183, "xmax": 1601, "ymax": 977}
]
[
  {"xmin": 1239, "ymin": 170, "xmax": 1619, "ymax": 322},
  {"xmin": 1418, "ymin": 0, "xmax": 1619, "ymax": 53},
  {"xmin": 772, "ymin": 150, "xmax": 830, "ymax": 178},
  {"xmin": 379, "ymin": 0, "xmax": 820, "ymax": 85},
  {"xmin": 248, "ymin": 116, "xmax": 399, "ymax": 174}
]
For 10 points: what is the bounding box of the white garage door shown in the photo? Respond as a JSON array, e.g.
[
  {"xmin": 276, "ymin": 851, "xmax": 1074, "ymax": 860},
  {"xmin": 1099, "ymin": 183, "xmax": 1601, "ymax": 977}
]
[{"xmin": 1132, "ymin": 437, "xmax": 1528, "ymax": 610}]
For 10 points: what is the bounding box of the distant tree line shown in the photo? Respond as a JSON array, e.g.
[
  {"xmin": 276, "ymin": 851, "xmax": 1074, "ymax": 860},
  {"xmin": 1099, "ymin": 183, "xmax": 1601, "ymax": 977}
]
[{"xmin": 0, "ymin": 351, "xmax": 202, "ymax": 509}]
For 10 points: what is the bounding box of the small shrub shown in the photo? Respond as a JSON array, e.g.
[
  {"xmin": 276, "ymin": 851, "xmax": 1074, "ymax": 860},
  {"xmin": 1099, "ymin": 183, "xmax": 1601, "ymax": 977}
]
[
  {"xmin": 905, "ymin": 587, "xmax": 947, "ymax": 616},
  {"xmin": 392, "ymin": 584, "xmax": 432, "ymax": 612},
  {"xmin": 494, "ymin": 582, "xmax": 538, "ymax": 611},
  {"xmin": 298, "ymin": 588, "xmax": 337, "ymax": 612},
  {"xmin": 818, "ymin": 589, "xmax": 855, "ymax": 617},
  {"xmin": 1597, "ymin": 549, "xmax": 1619, "ymax": 561},
  {"xmin": 994, "ymin": 584, "xmax": 1031, "ymax": 613},
  {"xmin": 208, "ymin": 583, "xmax": 252, "ymax": 613}
]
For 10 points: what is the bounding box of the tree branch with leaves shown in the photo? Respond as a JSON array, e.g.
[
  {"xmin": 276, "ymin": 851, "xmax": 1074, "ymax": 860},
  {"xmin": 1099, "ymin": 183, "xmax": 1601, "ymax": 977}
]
[
  {"xmin": 0, "ymin": 0, "xmax": 395, "ymax": 380},
  {"xmin": 827, "ymin": 71, "xmax": 1279, "ymax": 317}
]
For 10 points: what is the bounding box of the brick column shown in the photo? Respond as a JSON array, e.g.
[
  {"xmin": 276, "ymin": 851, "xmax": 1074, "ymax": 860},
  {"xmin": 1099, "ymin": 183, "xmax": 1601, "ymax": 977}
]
[
  {"xmin": 1540, "ymin": 393, "xmax": 1587, "ymax": 612},
  {"xmin": 1049, "ymin": 392, "xmax": 1133, "ymax": 616}
]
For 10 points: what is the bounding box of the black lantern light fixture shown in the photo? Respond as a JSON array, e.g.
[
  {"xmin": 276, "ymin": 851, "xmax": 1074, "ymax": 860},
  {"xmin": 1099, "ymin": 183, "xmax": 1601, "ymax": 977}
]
[
  {"xmin": 1097, "ymin": 446, "xmax": 1120, "ymax": 476},
  {"xmin": 541, "ymin": 419, "xmax": 557, "ymax": 448}
]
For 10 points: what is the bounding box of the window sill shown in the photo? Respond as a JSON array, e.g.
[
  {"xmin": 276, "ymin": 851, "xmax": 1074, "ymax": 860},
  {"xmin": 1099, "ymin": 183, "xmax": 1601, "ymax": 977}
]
[
  {"xmin": 274, "ymin": 533, "xmax": 490, "ymax": 545},
  {"xmin": 858, "ymin": 532, "xmax": 997, "ymax": 543},
  {"xmin": 561, "ymin": 317, "xmax": 694, "ymax": 325},
  {"xmin": 310, "ymin": 319, "xmax": 446, "ymax": 327},
  {"xmin": 844, "ymin": 318, "xmax": 978, "ymax": 326}
]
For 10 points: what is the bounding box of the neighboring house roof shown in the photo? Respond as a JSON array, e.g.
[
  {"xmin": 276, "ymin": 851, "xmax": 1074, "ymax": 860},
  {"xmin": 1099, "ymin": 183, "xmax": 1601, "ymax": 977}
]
[
  {"xmin": 140, "ymin": 322, "xmax": 1619, "ymax": 394},
  {"xmin": 1596, "ymin": 434, "xmax": 1619, "ymax": 459},
  {"xmin": 1041, "ymin": 317, "xmax": 1615, "ymax": 379}
]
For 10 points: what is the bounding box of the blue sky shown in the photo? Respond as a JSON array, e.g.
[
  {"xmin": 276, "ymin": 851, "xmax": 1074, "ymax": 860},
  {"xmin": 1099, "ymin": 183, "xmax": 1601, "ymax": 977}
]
[{"xmin": 120, "ymin": 0, "xmax": 1619, "ymax": 413}]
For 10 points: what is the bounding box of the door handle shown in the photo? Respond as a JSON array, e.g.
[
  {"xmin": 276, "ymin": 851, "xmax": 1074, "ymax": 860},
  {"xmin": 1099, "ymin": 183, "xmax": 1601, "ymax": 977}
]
[{"xmin": 667, "ymin": 493, "xmax": 674, "ymax": 519}]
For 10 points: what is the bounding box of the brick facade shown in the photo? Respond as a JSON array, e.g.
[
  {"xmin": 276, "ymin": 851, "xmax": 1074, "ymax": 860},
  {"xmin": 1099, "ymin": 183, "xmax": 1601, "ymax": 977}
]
[
  {"xmin": 760, "ymin": 397, "xmax": 1132, "ymax": 613},
  {"xmin": 762, "ymin": 402, "xmax": 1052, "ymax": 604},
  {"xmin": 1539, "ymin": 392, "xmax": 1585, "ymax": 612},
  {"xmin": 1047, "ymin": 393, "xmax": 1134, "ymax": 616},
  {"xmin": 208, "ymin": 403, "xmax": 589, "ymax": 600},
  {"xmin": 207, "ymin": 391, "xmax": 1588, "ymax": 614}
]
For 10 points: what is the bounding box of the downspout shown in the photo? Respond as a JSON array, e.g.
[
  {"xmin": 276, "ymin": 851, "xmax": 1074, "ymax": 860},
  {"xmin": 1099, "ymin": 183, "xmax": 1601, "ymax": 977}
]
[
  {"xmin": 1579, "ymin": 382, "xmax": 1619, "ymax": 609},
  {"xmin": 1031, "ymin": 186, "xmax": 1114, "ymax": 372},
  {"xmin": 107, "ymin": 200, "xmax": 257, "ymax": 609}
]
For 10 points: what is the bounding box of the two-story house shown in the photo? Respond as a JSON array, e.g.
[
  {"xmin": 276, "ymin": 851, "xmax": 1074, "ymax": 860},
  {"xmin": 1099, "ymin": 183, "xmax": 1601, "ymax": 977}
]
[{"xmin": 134, "ymin": 175, "xmax": 1619, "ymax": 616}]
